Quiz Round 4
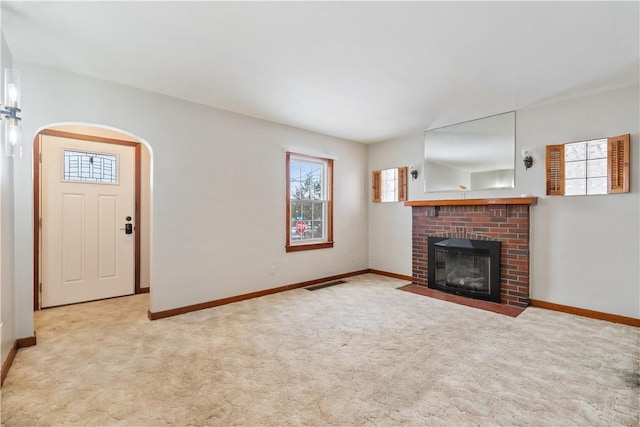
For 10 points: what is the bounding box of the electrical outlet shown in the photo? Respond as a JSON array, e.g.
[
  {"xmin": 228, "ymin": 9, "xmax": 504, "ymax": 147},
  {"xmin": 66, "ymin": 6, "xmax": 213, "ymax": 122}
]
[
  {"xmin": 350, "ymin": 254, "xmax": 355, "ymax": 263},
  {"xmin": 269, "ymin": 265, "xmax": 276, "ymax": 276}
]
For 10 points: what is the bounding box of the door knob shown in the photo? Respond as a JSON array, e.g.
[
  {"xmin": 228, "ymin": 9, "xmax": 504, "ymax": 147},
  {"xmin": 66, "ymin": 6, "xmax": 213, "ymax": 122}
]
[{"xmin": 120, "ymin": 223, "xmax": 133, "ymax": 234}]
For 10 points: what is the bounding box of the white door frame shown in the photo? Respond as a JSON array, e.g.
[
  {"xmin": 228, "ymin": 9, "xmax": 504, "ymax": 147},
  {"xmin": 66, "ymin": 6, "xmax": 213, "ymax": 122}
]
[{"xmin": 34, "ymin": 128, "xmax": 142, "ymax": 309}]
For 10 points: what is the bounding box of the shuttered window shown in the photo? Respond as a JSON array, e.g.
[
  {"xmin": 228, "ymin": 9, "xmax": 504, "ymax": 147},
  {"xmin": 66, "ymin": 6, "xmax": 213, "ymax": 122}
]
[
  {"xmin": 397, "ymin": 167, "xmax": 408, "ymax": 202},
  {"xmin": 372, "ymin": 166, "xmax": 408, "ymax": 203},
  {"xmin": 546, "ymin": 134, "xmax": 630, "ymax": 196},
  {"xmin": 546, "ymin": 145, "xmax": 564, "ymax": 196},
  {"xmin": 608, "ymin": 134, "xmax": 630, "ymax": 194},
  {"xmin": 372, "ymin": 170, "xmax": 382, "ymax": 202}
]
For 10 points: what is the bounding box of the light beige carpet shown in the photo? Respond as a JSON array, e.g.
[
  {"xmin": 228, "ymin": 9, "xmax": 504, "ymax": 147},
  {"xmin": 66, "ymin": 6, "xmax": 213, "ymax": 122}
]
[{"xmin": 1, "ymin": 274, "xmax": 639, "ymax": 426}]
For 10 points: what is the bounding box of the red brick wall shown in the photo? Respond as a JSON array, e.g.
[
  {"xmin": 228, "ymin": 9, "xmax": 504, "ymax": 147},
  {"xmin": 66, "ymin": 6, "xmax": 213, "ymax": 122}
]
[{"xmin": 412, "ymin": 204, "xmax": 530, "ymax": 308}]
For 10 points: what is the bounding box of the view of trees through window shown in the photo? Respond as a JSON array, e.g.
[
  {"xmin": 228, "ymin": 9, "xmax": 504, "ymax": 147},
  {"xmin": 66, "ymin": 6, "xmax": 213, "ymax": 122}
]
[{"xmin": 289, "ymin": 158, "xmax": 325, "ymax": 242}]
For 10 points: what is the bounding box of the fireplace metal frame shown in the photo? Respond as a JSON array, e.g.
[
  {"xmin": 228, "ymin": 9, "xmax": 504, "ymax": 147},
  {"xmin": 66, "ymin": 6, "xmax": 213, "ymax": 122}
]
[{"xmin": 427, "ymin": 237, "xmax": 501, "ymax": 303}]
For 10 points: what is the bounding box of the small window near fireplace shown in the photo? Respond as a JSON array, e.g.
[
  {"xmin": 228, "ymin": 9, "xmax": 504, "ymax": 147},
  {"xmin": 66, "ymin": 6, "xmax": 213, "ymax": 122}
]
[
  {"xmin": 372, "ymin": 167, "xmax": 407, "ymax": 203},
  {"xmin": 546, "ymin": 134, "xmax": 630, "ymax": 196}
]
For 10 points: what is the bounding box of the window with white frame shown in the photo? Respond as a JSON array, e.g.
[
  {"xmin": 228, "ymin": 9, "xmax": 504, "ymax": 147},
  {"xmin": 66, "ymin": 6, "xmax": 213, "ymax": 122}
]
[
  {"xmin": 286, "ymin": 152, "xmax": 333, "ymax": 252},
  {"xmin": 564, "ymin": 139, "xmax": 608, "ymax": 195}
]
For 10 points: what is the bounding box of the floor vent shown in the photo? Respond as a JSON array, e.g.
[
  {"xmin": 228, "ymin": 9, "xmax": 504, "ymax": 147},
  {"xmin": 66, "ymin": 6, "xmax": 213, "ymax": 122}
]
[{"xmin": 305, "ymin": 280, "xmax": 346, "ymax": 291}]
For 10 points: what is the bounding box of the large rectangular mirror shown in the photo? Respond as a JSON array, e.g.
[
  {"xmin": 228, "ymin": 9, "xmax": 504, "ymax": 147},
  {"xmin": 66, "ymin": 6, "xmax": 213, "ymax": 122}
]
[{"xmin": 424, "ymin": 111, "xmax": 515, "ymax": 192}]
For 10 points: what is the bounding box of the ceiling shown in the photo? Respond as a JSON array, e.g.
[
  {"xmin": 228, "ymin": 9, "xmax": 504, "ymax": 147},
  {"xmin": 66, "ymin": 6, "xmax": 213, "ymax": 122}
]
[{"xmin": 2, "ymin": 1, "xmax": 638, "ymax": 144}]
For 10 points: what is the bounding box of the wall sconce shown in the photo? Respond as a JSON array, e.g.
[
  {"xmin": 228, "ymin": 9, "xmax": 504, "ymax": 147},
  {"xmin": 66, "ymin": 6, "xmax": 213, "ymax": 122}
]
[
  {"xmin": 522, "ymin": 149, "xmax": 533, "ymax": 170},
  {"xmin": 409, "ymin": 165, "xmax": 418, "ymax": 180},
  {"xmin": 1, "ymin": 69, "xmax": 22, "ymax": 158},
  {"xmin": 456, "ymin": 184, "xmax": 467, "ymax": 199}
]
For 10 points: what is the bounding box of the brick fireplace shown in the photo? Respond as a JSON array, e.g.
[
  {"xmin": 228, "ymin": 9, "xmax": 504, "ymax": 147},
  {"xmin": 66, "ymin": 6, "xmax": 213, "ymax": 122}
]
[{"xmin": 406, "ymin": 197, "xmax": 537, "ymax": 309}]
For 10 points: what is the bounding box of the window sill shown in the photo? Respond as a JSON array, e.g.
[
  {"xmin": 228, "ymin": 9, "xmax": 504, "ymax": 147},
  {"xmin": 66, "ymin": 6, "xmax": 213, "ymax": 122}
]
[{"xmin": 285, "ymin": 241, "xmax": 334, "ymax": 253}]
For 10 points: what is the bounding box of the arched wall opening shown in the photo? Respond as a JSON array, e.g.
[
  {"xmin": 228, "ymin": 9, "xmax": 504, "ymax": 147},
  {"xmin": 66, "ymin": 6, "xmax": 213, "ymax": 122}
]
[{"xmin": 32, "ymin": 122, "xmax": 153, "ymax": 313}]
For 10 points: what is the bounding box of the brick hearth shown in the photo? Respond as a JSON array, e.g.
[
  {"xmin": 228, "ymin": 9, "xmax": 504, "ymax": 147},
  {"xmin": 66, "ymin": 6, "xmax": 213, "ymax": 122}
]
[{"xmin": 406, "ymin": 198, "xmax": 536, "ymax": 309}]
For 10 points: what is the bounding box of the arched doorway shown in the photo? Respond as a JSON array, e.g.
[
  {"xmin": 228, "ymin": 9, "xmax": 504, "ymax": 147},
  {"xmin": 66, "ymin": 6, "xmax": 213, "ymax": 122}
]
[{"xmin": 33, "ymin": 123, "xmax": 152, "ymax": 309}]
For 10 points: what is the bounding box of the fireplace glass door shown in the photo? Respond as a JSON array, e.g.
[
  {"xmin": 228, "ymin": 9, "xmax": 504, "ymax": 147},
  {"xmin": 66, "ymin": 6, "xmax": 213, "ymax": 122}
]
[
  {"xmin": 434, "ymin": 249, "xmax": 490, "ymax": 296},
  {"xmin": 428, "ymin": 237, "xmax": 501, "ymax": 303}
]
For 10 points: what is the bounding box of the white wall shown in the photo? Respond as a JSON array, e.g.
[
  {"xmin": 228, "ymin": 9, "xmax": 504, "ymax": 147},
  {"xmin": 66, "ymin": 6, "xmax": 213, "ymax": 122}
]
[
  {"xmin": 520, "ymin": 85, "xmax": 639, "ymax": 318},
  {"xmin": 368, "ymin": 135, "xmax": 421, "ymax": 276},
  {"xmin": 0, "ymin": 31, "xmax": 17, "ymax": 367},
  {"xmin": 369, "ymin": 84, "xmax": 639, "ymax": 318},
  {"xmin": 12, "ymin": 61, "xmax": 369, "ymax": 336}
]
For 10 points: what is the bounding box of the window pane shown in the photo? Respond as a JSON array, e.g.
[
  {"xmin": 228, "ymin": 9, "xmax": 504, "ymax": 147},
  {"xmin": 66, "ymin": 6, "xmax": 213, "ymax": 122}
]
[
  {"xmin": 565, "ymin": 142, "xmax": 587, "ymax": 162},
  {"xmin": 290, "ymin": 188, "xmax": 325, "ymax": 242},
  {"xmin": 290, "ymin": 160, "xmax": 323, "ymax": 200},
  {"xmin": 290, "ymin": 201, "xmax": 304, "ymax": 222},
  {"xmin": 588, "ymin": 139, "xmax": 607, "ymax": 159},
  {"xmin": 311, "ymin": 220, "xmax": 323, "ymax": 239},
  {"xmin": 565, "ymin": 179, "xmax": 586, "ymax": 195},
  {"xmin": 64, "ymin": 150, "xmax": 117, "ymax": 183},
  {"xmin": 587, "ymin": 158, "xmax": 607, "ymax": 178},
  {"xmin": 294, "ymin": 201, "xmax": 311, "ymax": 222},
  {"xmin": 565, "ymin": 161, "xmax": 586, "ymax": 179},
  {"xmin": 587, "ymin": 177, "xmax": 607, "ymax": 195},
  {"xmin": 381, "ymin": 167, "xmax": 398, "ymax": 202},
  {"xmin": 312, "ymin": 202, "xmax": 323, "ymax": 222}
]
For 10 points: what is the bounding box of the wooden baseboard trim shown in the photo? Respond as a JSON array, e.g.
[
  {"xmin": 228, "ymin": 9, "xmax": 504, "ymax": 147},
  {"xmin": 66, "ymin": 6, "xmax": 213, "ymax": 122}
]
[
  {"xmin": 1, "ymin": 334, "xmax": 36, "ymax": 387},
  {"xmin": 529, "ymin": 299, "xmax": 640, "ymax": 327},
  {"xmin": 138, "ymin": 287, "xmax": 150, "ymax": 294},
  {"xmin": 148, "ymin": 270, "xmax": 370, "ymax": 320},
  {"xmin": 17, "ymin": 335, "xmax": 37, "ymax": 349},
  {"xmin": 368, "ymin": 269, "xmax": 412, "ymax": 282},
  {"xmin": 1, "ymin": 341, "xmax": 18, "ymax": 387}
]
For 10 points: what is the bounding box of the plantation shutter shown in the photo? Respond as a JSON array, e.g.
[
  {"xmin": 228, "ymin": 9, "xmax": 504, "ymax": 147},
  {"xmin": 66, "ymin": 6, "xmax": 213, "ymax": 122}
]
[
  {"xmin": 372, "ymin": 170, "xmax": 382, "ymax": 202},
  {"xmin": 546, "ymin": 144, "xmax": 564, "ymax": 196},
  {"xmin": 397, "ymin": 167, "xmax": 408, "ymax": 202},
  {"xmin": 607, "ymin": 134, "xmax": 630, "ymax": 194}
]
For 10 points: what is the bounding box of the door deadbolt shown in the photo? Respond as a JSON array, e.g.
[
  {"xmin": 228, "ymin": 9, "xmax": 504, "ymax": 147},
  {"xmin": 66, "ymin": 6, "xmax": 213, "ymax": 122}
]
[{"xmin": 122, "ymin": 216, "xmax": 133, "ymax": 234}]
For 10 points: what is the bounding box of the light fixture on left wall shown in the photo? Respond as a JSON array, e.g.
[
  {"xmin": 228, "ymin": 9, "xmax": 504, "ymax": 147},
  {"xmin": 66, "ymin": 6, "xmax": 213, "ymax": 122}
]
[
  {"xmin": 522, "ymin": 149, "xmax": 533, "ymax": 170},
  {"xmin": 1, "ymin": 68, "xmax": 22, "ymax": 158}
]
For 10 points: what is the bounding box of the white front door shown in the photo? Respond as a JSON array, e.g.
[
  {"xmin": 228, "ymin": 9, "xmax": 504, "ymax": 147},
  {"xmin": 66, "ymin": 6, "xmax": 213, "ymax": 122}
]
[{"xmin": 41, "ymin": 134, "xmax": 135, "ymax": 308}]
